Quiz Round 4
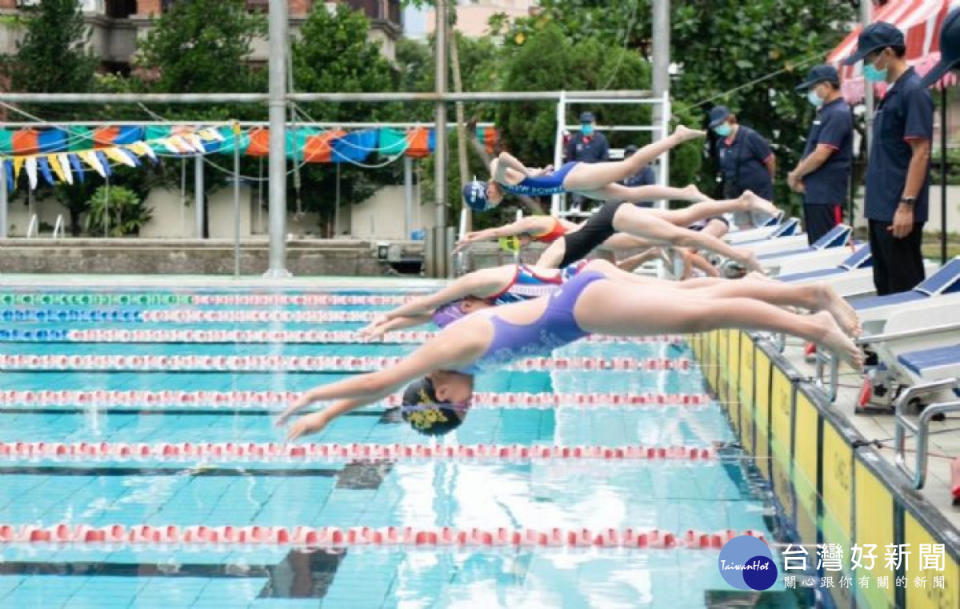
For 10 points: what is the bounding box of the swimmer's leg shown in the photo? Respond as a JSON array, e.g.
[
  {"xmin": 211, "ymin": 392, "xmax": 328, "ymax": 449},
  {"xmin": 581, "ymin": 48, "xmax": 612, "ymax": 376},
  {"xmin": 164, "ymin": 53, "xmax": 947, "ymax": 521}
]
[
  {"xmin": 610, "ymin": 204, "xmax": 761, "ymax": 272},
  {"xmin": 572, "ymin": 280, "xmax": 862, "ymax": 369},
  {"xmin": 561, "ymin": 127, "xmax": 703, "ymax": 191}
]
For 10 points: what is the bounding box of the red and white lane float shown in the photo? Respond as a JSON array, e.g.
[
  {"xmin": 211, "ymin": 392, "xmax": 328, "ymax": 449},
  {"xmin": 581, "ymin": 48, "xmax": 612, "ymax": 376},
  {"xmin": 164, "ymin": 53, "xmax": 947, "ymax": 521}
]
[
  {"xmin": 191, "ymin": 294, "xmax": 413, "ymax": 306},
  {"xmin": 0, "ymin": 390, "xmax": 712, "ymax": 409},
  {"xmin": 0, "ymin": 441, "xmax": 715, "ymax": 463},
  {"xmin": 0, "ymin": 354, "xmax": 695, "ymax": 373},
  {"xmin": 0, "ymin": 523, "xmax": 765, "ymax": 549},
  {"xmin": 62, "ymin": 328, "xmax": 686, "ymax": 346}
]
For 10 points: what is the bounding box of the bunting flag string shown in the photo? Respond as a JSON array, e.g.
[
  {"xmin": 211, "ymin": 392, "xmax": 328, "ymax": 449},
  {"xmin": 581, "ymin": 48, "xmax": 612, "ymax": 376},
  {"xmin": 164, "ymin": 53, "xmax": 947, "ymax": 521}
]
[{"xmin": 0, "ymin": 124, "xmax": 499, "ymax": 191}]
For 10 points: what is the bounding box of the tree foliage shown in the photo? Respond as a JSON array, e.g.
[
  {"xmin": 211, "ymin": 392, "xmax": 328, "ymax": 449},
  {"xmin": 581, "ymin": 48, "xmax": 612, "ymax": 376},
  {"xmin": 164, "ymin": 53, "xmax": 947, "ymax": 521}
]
[
  {"xmin": 136, "ymin": 0, "xmax": 265, "ymax": 95},
  {"xmin": 503, "ymin": 0, "xmax": 855, "ymax": 204},
  {"xmin": 1, "ymin": 0, "xmax": 97, "ymax": 94}
]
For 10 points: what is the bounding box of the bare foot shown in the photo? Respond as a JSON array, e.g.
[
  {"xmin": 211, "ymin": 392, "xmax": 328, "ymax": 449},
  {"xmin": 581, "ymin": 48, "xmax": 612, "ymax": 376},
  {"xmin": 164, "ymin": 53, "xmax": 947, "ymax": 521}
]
[
  {"xmin": 740, "ymin": 190, "xmax": 779, "ymax": 218},
  {"xmin": 681, "ymin": 184, "xmax": 707, "ymax": 202},
  {"xmin": 672, "ymin": 125, "xmax": 706, "ymax": 143},
  {"xmin": 813, "ymin": 311, "xmax": 863, "ymax": 371},
  {"xmin": 816, "ymin": 284, "xmax": 860, "ymax": 337},
  {"xmin": 736, "ymin": 249, "xmax": 764, "ymax": 274},
  {"xmin": 746, "ymin": 271, "xmax": 775, "ymax": 282}
]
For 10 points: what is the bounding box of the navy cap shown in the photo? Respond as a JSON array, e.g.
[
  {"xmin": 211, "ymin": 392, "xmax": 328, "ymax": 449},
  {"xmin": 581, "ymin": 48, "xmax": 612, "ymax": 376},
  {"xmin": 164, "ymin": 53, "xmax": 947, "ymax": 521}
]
[
  {"xmin": 579, "ymin": 111, "xmax": 595, "ymax": 123},
  {"xmin": 921, "ymin": 7, "xmax": 960, "ymax": 87},
  {"xmin": 843, "ymin": 22, "xmax": 904, "ymax": 66},
  {"xmin": 708, "ymin": 106, "xmax": 731, "ymax": 129},
  {"xmin": 462, "ymin": 180, "xmax": 490, "ymax": 212},
  {"xmin": 623, "ymin": 144, "xmax": 638, "ymax": 157},
  {"xmin": 795, "ymin": 64, "xmax": 840, "ymax": 91}
]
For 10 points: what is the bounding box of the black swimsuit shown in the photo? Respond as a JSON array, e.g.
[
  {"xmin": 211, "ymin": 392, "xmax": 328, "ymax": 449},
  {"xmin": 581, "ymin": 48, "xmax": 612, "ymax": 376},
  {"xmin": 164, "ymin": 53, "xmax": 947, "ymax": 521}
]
[{"xmin": 558, "ymin": 201, "xmax": 625, "ymax": 267}]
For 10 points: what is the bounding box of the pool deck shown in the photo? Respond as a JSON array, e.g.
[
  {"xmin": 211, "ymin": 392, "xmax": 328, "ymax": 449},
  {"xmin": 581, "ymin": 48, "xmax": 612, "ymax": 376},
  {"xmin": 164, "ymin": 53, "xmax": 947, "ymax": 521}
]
[{"xmin": 779, "ymin": 335, "xmax": 960, "ymax": 533}]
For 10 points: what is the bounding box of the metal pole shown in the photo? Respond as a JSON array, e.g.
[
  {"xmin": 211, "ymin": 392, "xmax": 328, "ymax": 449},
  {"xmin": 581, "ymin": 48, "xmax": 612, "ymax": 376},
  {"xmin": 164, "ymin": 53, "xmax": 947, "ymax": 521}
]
[
  {"xmin": 861, "ymin": 0, "xmax": 874, "ymax": 159},
  {"xmin": 103, "ymin": 175, "xmax": 109, "ymax": 237},
  {"xmin": 652, "ymin": 0, "xmax": 670, "ymax": 209},
  {"xmin": 941, "ymin": 87, "xmax": 948, "ymax": 265},
  {"xmin": 434, "ymin": 0, "xmax": 448, "ymax": 245},
  {"xmin": 551, "ymin": 91, "xmax": 565, "ymax": 216},
  {"xmin": 265, "ymin": 0, "xmax": 290, "ymax": 277},
  {"xmin": 233, "ymin": 124, "xmax": 241, "ymax": 277},
  {"xmin": 194, "ymin": 154, "xmax": 204, "ymax": 239},
  {"xmin": 334, "ymin": 162, "xmax": 341, "ymax": 237},
  {"xmin": 404, "ymin": 156, "xmax": 413, "ymax": 239},
  {"xmin": 0, "ymin": 161, "xmax": 7, "ymax": 239},
  {"xmin": 0, "ymin": 90, "xmax": 650, "ymax": 104}
]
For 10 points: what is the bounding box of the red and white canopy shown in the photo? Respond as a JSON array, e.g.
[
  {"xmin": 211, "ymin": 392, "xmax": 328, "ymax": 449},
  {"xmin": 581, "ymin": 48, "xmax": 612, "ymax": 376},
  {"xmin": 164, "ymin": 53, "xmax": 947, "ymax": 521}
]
[{"xmin": 827, "ymin": 0, "xmax": 960, "ymax": 102}]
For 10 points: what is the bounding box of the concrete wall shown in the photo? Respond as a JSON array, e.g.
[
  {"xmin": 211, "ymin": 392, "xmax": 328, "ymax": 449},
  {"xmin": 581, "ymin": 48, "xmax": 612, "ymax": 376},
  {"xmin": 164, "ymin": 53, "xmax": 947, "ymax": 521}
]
[
  {"xmin": 346, "ymin": 181, "xmax": 434, "ymax": 240},
  {"xmin": 0, "ymin": 238, "xmax": 423, "ymax": 275}
]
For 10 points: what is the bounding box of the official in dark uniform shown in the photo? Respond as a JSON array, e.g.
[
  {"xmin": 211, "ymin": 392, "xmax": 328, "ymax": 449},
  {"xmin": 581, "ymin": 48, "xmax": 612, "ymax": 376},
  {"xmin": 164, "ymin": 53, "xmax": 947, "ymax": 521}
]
[
  {"xmin": 708, "ymin": 106, "xmax": 777, "ymax": 228},
  {"xmin": 620, "ymin": 144, "xmax": 657, "ymax": 208},
  {"xmin": 844, "ymin": 22, "xmax": 933, "ymax": 295},
  {"xmin": 789, "ymin": 65, "xmax": 854, "ymax": 245},
  {"xmin": 565, "ymin": 111, "xmax": 609, "ymax": 211}
]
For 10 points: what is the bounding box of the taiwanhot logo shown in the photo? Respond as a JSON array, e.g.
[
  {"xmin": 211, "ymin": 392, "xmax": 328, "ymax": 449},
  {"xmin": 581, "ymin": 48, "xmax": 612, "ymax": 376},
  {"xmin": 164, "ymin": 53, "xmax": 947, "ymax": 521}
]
[{"xmin": 718, "ymin": 535, "xmax": 779, "ymax": 591}]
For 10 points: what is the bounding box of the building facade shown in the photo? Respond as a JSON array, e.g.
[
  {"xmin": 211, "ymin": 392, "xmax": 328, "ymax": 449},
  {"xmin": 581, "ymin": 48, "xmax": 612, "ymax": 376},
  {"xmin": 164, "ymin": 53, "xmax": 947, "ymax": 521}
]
[{"xmin": 0, "ymin": 0, "xmax": 402, "ymax": 71}]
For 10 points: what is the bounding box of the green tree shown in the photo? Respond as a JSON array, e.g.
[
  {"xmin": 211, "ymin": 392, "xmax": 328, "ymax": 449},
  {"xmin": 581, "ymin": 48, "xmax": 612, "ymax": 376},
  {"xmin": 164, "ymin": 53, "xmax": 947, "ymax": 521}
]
[
  {"xmin": 286, "ymin": 3, "xmax": 410, "ymax": 229},
  {"xmin": 84, "ymin": 184, "xmax": 153, "ymax": 237},
  {"xmin": 503, "ymin": 0, "xmax": 854, "ymax": 205},
  {"xmin": 0, "ymin": 0, "xmax": 97, "ymax": 116},
  {"xmin": 136, "ymin": 0, "xmax": 265, "ymax": 96},
  {"xmin": 1, "ymin": 0, "xmax": 96, "ymax": 92},
  {"xmin": 498, "ymin": 25, "xmax": 657, "ymax": 172}
]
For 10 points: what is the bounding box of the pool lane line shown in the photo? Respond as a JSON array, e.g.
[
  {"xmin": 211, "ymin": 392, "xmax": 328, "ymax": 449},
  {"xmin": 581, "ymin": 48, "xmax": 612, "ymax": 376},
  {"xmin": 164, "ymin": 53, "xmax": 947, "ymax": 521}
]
[
  {"xmin": 0, "ymin": 465, "xmax": 341, "ymax": 477},
  {"xmin": 0, "ymin": 354, "xmax": 695, "ymax": 373},
  {"xmin": 1, "ymin": 328, "xmax": 685, "ymax": 346},
  {"xmin": 0, "ymin": 390, "xmax": 712, "ymax": 410},
  {"xmin": 0, "ymin": 524, "xmax": 766, "ymax": 549},
  {"xmin": 0, "ymin": 441, "xmax": 715, "ymax": 463},
  {"xmin": 0, "ymin": 294, "xmax": 417, "ymax": 306}
]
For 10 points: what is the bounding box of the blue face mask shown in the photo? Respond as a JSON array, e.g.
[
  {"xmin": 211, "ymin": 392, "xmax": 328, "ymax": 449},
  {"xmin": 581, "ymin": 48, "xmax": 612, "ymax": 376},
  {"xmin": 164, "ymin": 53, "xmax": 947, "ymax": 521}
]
[
  {"xmin": 713, "ymin": 124, "xmax": 732, "ymax": 137},
  {"xmin": 807, "ymin": 89, "xmax": 824, "ymax": 108},
  {"xmin": 581, "ymin": 124, "xmax": 594, "ymax": 136},
  {"xmin": 863, "ymin": 58, "xmax": 888, "ymax": 82}
]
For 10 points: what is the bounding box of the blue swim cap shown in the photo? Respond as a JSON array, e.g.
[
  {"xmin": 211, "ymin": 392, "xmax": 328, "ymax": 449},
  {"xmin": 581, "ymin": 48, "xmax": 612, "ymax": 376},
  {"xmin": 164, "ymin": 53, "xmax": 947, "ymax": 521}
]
[
  {"xmin": 431, "ymin": 300, "xmax": 467, "ymax": 328},
  {"xmin": 462, "ymin": 181, "xmax": 491, "ymax": 212}
]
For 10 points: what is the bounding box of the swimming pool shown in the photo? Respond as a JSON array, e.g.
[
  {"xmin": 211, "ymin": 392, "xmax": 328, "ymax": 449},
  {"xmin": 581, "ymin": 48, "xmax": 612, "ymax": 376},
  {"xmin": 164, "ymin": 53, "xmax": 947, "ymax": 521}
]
[{"xmin": 0, "ymin": 287, "xmax": 791, "ymax": 608}]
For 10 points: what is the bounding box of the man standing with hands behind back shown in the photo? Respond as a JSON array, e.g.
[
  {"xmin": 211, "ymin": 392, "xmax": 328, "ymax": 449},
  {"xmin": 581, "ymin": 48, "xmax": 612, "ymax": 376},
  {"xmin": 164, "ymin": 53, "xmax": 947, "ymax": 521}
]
[
  {"xmin": 843, "ymin": 22, "xmax": 932, "ymax": 295},
  {"xmin": 708, "ymin": 106, "xmax": 777, "ymax": 228},
  {"xmin": 565, "ymin": 111, "xmax": 609, "ymax": 212},
  {"xmin": 789, "ymin": 65, "xmax": 854, "ymax": 245}
]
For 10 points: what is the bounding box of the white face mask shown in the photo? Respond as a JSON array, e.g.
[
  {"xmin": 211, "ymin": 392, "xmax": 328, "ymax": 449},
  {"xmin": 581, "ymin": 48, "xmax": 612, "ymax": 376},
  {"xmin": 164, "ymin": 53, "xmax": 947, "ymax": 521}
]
[{"xmin": 807, "ymin": 89, "xmax": 824, "ymax": 108}]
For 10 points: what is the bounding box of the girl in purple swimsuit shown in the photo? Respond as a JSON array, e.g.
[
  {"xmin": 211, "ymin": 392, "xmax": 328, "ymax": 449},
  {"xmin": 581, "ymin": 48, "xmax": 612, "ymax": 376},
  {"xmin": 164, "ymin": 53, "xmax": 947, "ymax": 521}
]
[
  {"xmin": 461, "ymin": 125, "xmax": 711, "ymax": 212},
  {"xmin": 278, "ymin": 271, "xmax": 862, "ymax": 439}
]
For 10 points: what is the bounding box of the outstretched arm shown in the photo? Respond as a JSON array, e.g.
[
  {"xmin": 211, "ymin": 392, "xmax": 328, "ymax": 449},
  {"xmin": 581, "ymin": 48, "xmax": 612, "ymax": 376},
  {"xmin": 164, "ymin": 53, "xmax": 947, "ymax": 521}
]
[
  {"xmin": 359, "ymin": 314, "xmax": 433, "ymax": 341},
  {"xmin": 277, "ymin": 337, "xmax": 475, "ymax": 428},
  {"xmin": 454, "ymin": 216, "xmax": 556, "ymax": 251},
  {"xmin": 369, "ymin": 268, "xmax": 506, "ymax": 324}
]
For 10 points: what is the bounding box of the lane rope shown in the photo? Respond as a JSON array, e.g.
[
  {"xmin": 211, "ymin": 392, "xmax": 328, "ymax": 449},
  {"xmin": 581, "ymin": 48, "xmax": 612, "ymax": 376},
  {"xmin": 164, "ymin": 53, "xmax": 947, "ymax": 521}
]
[
  {"xmin": 0, "ymin": 328, "xmax": 685, "ymax": 346},
  {"xmin": 0, "ymin": 441, "xmax": 715, "ymax": 463},
  {"xmin": 0, "ymin": 523, "xmax": 766, "ymax": 549},
  {"xmin": 0, "ymin": 354, "xmax": 695, "ymax": 373},
  {"xmin": 0, "ymin": 390, "xmax": 713, "ymax": 410}
]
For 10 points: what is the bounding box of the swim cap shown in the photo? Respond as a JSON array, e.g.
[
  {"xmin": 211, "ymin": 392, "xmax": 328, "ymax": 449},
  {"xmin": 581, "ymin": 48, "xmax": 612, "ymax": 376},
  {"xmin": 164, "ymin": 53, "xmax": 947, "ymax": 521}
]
[
  {"xmin": 400, "ymin": 377, "xmax": 469, "ymax": 436},
  {"xmin": 462, "ymin": 181, "xmax": 491, "ymax": 212},
  {"xmin": 431, "ymin": 300, "xmax": 467, "ymax": 328}
]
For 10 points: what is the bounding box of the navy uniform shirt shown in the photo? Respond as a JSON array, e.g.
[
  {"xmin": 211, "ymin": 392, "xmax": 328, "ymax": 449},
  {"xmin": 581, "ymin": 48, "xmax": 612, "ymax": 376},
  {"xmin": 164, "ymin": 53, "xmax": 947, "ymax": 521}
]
[
  {"xmin": 801, "ymin": 98, "xmax": 853, "ymax": 205},
  {"xmin": 565, "ymin": 131, "xmax": 610, "ymax": 164},
  {"xmin": 716, "ymin": 125, "xmax": 774, "ymax": 200},
  {"xmin": 623, "ymin": 165, "xmax": 657, "ymax": 207},
  {"xmin": 866, "ymin": 67, "xmax": 933, "ymax": 223}
]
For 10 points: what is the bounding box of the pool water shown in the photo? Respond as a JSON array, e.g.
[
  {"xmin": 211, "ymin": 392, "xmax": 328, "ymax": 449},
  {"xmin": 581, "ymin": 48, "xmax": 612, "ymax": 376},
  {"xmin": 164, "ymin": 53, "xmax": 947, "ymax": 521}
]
[{"xmin": 0, "ymin": 288, "xmax": 791, "ymax": 608}]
